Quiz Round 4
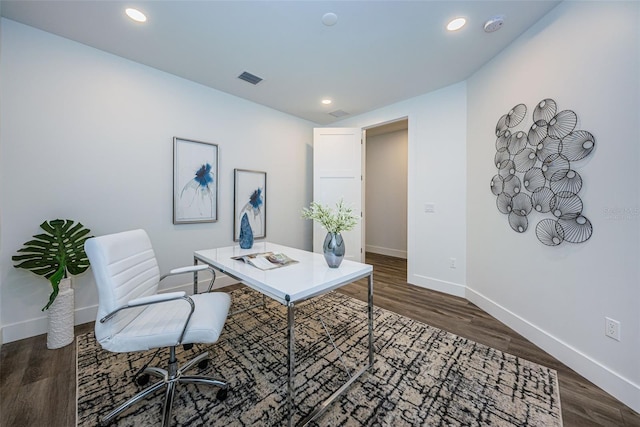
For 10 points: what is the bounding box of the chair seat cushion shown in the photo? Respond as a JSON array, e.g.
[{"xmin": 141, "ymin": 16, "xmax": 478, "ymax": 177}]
[{"xmin": 99, "ymin": 292, "xmax": 231, "ymax": 353}]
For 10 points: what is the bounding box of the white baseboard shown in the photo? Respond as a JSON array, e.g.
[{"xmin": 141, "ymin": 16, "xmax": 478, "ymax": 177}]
[
  {"xmin": 366, "ymin": 245, "xmax": 407, "ymax": 259},
  {"xmin": 1, "ymin": 274, "xmax": 239, "ymax": 344},
  {"xmin": 465, "ymin": 286, "xmax": 640, "ymax": 414},
  {"xmin": 408, "ymin": 273, "xmax": 465, "ymax": 297}
]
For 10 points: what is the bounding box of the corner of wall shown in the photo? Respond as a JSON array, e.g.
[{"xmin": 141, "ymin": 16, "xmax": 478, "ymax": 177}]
[
  {"xmin": 410, "ymin": 273, "xmax": 465, "ymax": 298},
  {"xmin": 466, "ymin": 286, "xmax": 640, "ymax": 414}
]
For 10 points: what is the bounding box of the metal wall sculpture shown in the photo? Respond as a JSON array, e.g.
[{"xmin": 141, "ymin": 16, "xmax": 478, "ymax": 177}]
[{"xmin": 491, "ymin": 99, "xmax": 595, "ymax": 246}]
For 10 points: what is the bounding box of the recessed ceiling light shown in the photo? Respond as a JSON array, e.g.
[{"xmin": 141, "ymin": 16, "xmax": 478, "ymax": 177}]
[
  {"xmin": 322, "ymin": 12, "xmax": 338, "ymax": 26},
  {"xmin": 125, "ymin": 8, "xmax": 147, "ymax": 23},
  {"xmin": 446, "ymin": 17, "xmax": 466, "ymax": 31},
  {"xmin": 321, "ymin": 99, "xmax": 332, "ymax": 105}
]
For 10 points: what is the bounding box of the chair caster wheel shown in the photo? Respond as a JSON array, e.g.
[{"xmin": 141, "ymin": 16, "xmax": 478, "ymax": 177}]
[
  {"xmin": 216, "ymin": 388, "xmax": 228, "ymax": 401},
  {"xmin": 197, "ymin": 359, "xmax": 209, "ymax": 369},
  {"xmin": 135, "ymin": 373, "xmax": 150, "ymax": 386},
  {"xmin": 183, "ymin": 343, "xmax": 194, "ymax": 350}
]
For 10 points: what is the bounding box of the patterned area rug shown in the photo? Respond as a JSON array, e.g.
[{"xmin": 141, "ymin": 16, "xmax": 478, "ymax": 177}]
[{"xmin": 77, "ymin": 288, "xmax": 562, "ymax": 426}]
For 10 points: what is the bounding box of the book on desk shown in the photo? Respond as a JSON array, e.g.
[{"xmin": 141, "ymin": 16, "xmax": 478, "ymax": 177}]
[{"xmin": 231, "ymin": 251, "xmax": 298, "ymax": 270}]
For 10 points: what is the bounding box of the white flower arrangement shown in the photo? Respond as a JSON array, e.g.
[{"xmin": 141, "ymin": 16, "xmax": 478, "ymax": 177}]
[{"xmin": 301, "ymin": 199, "xmax": 359, "ymax": 234}]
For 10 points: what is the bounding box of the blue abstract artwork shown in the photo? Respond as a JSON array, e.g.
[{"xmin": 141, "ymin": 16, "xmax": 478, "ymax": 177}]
[
  {"xmin": 174, "ymin": 138, "xmax": 218, "ymax": 224},
  {"xmin": 181, "ymin": 162, "xmax": 215, "ymax": 202},
  {"xmin": 195, "ymin": 164, "xmax": 214, "ymax": 188},
  {"xmin": 234, "ymin": 169, "xmax": 266, "ymax": 241}
]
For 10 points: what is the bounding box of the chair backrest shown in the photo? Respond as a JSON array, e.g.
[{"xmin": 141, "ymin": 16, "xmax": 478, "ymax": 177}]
[{"xmin": 85, "ymin": 229, "xmax": 160, "ymax": 343}]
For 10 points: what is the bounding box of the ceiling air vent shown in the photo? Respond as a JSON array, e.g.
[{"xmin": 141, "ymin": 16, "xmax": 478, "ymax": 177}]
[
  {"xmin": 238, "ymin": 71, "xmax": 263, "ymax": 85},
  {"xmin": 329, "ymin": 109, "xmax": 350, "ymax": 118}
]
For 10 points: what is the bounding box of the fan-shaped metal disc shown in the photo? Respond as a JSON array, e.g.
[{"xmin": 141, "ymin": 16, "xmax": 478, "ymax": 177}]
[
  {"xmin": 514, "ymin": 148, "xmax": 537, "ymax": 173},
  {"xmin": 550, "ymin": 191, "xmax": 583, "ymax": 220},
  {"xmin": 505, "ymin": 104, "xmax": 527, "ymax": 128},
  {"xmin": 509, "ymin": 211, "xmax": 528, "ymax": 233},
  {"xmin": 535, "ymin": 136, "xmax": 561, "ymax": 162},
  {"xmin": 495, "ymin": 114, "xmax": 508, "ymax": 137},
  {"xmin": 490, "ymin": 175, "xmax": 504, "ymax": 196},
  {"xmin": 531, "ymin": 187, "xmax": 554, "ymax": 213},
  {"xmin": 533, "ymin": 99, "xmax": 557, "ymax": 125},
  {"xmin": 548, "ymin": 110, "xmax": 577, "ymax": 139},
  {"xmin": 528, "ymin": 120, "xmax": 548, "ymax": 146},
  {"xmin": 557, "ymin": 216, "xmax": 593, "ymax": 243},
  {"xmin": 498, "ymin": 159, "xmax": 516, "ymax": 177},
  {"xmin": 495, "ymin": 132, "xmax": 510, "ymax": 151},
  {"xmin": 502, "ymin": 174, "xmax": 521, "ymax": 197},
  {"xmin": 560, "ymin": 130, "xmax": 596, "ymax": 161},
  {"xmin": 496, "ymin": 193, "xmax": 513, "ymax": 214},
  {"xmin": 536, "ymin": 218, "xmax": 564, "ymax": 246},
  {"xmin": 507, "ymin": 131, "xmax": 528, "ymax": 155},
  {"xmin": 494, "ymin": 148, "xmax": 510, "ymax": 169},
  {"xmin": 550, "ymin": 169, "xmax": 583, "ymax": 194},
  {"xmin": 541, "ymin": 153, "xmax": 571, "ymax": 182},
  {"xmin": 523, "ymin": 167, "xmax": 547, "ymax": 192},
  {"xmin": 512, "ymin": 193, "xmax": 533, "ymax": 217}
]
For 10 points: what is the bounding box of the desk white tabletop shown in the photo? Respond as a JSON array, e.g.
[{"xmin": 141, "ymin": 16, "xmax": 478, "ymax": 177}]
[{"xmin": 194, "ymin": 242, "xmax": 372, "ymax": 304}]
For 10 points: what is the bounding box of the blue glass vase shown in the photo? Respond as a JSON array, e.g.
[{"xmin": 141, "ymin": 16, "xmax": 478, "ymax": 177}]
[
  {"xmin": 239, "ymin": 213, "xmax": 254, "ymax": 249},
  {"xmin": 323, "ymin": 232, "xmax": 345, "ymax": 268}
]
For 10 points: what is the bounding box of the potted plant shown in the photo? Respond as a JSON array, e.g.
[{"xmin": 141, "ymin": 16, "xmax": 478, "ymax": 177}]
[
  {"xmin": 12, "ymin": 219, "xmax": 92, "ymax": 348},
  {"xmin": 301, "ymin": 199, "xmax": 358, "ymax": 268}
]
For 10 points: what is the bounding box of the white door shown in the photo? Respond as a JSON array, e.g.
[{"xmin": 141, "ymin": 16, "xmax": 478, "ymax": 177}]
[{"xmin": 312, "ymin": 128, "xmax": 364, "ymax": 262}]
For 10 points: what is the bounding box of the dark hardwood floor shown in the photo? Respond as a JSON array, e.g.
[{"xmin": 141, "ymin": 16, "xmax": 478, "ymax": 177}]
[{"xmin": 1, "ymin": 252, "xmax": 638, "ymax": 426}]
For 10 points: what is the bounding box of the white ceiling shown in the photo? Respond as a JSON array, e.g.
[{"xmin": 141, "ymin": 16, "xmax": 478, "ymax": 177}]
[{"xmin": 1, "ymin": 0, "xmax": 561, "ymax": 125}]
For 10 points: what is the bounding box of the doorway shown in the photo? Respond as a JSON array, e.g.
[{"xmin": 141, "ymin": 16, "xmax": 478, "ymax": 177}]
[{"xmin": 364, "ymin": 119, "xmax": 408, "ymax": 259}]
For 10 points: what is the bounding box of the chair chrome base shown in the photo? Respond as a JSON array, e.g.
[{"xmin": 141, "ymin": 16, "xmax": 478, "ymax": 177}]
[{"xmin": 100, "ymin": 347, "xmax": 228, "ymax": 427}]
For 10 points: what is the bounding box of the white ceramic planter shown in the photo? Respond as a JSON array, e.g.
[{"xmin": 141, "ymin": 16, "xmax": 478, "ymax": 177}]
[{"xmin": 47, "ymin": 278, "xmax": 74, "ymax": 349}]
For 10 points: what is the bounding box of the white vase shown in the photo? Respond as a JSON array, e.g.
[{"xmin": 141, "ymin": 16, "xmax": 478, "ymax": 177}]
[{"xmin": 47, "ymin": 277, "xmax": 74, "ymax": 349}]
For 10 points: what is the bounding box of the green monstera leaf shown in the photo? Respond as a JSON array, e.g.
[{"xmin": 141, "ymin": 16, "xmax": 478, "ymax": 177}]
[{"xmin": 12, "ymin": 219, "xmax": 92, "ymax": 311}]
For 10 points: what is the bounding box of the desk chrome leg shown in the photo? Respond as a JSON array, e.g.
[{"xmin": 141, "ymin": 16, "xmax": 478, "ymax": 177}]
[
  {"xmin": 287, "ymin": 302, "xmax": 295, "ymax": 427},
  {"xmin": 193, "ymin": 258, "xmax": 199, "ymax": 294},
  {"xmin": 368, "ymin": 272, "xmax": 374, "ymax": 367}
]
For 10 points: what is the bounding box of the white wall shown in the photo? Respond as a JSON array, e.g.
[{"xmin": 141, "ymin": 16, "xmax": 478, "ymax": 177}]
[
  {"xmin": 466, "ymin": 1, "xmax": 640, "ymax": 412},
  {"xmin": 0, "ymin": 3, "xmax": 3, "ymax": 348},
  {"xmin": 0, "ymin": 19, "xmax": 314, "ymax": 343},
  {"xmin": 336, "ymin": 82, "xmax": 467, "ymax": 296},
  {"xmin": 365, "ymin": 129, "xmax": 408, "ymax": 258}
]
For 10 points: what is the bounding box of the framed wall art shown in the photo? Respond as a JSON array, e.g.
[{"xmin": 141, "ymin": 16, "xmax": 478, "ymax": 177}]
[
  {"xmin": 173, "ymin": 137, "xmax": 219, "ymax": 224},
  {"xmin": 234, "ymin": 169, "xmax": 266, "ymax": 241}
]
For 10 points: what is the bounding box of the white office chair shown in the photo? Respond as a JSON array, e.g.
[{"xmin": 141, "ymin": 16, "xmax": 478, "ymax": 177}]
[{"xmin": 84, "ymin": 229, "xmax": 231, "ymax": 427}]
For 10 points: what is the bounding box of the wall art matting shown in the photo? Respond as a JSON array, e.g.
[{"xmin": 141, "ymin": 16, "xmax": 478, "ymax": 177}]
[
  {"xmin": 234, "ymin": 169, "xmax": 266, "ymax": 241},
  {"xmin": 173, "ymin": 137, "xmax": 218, "ymax": 224}
]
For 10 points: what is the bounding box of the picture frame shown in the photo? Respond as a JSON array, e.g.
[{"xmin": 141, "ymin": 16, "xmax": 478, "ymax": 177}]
[
  {"xmin": 234, "ymin": 169, "xmax": 266, "ymax": 241},
  {"xmin": 173, "ymin": 137, "xmax": 219, "ymax": 224}
]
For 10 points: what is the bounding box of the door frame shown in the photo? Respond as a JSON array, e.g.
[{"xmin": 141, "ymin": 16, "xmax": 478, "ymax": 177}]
[{"xmin": 362, "ymin": 117, "xmax": 409, "ymax": 260}]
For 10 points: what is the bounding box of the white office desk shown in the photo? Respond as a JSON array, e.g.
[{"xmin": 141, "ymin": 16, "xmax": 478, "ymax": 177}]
[{"xmin": 194, "ymin": 242, "xmax": 374, "ymax": 426}]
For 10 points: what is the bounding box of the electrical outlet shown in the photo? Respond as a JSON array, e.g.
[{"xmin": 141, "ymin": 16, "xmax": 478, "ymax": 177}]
[
  {"xmin": 449, "ymin": 258, "xmax": 456, "ymax": 269},
  {"xmin": 605, "ymin": 317, "xmax": 621, "ymax": 341},
  {"xmin": 424, "ymin": 203, "xmax": 435, "ymax": 213}
]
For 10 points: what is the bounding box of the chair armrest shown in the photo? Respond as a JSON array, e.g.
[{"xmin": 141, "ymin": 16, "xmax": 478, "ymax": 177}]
[
  {"xmin": 160, "ymin": 264, "xmax": 217, "ymax": 294},
  {"xmin": 100, "ymin": 292, "xmax": 196, "ymax": 344},
  {"xmin": 128, "ymin": 291, "xmax": 186, "ymax": 307},
  {"xmin": 161, "ymin": 265, "xmax": 208, "ymax": 280}
]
